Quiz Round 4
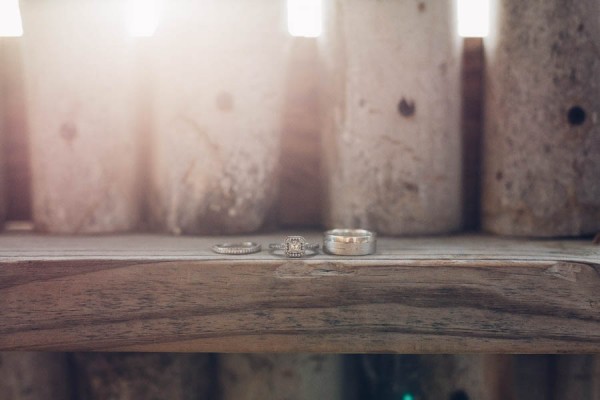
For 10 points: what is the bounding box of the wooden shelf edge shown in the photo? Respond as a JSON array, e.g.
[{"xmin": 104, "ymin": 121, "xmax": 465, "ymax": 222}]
[{"xmin": 0, "ymin": 233, "xmax": 599, "ymax": 353}]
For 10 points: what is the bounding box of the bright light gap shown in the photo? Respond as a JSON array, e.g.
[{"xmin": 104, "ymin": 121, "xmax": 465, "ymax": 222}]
[
  {"xmin": 287, "ymin": 0, "xmax": 322, "ymax": 38},
  {"xmin": 127, "ymin": 0, "xmax": 162, "ymax": 37},
  {"xmin": 0, "ymin": 0, "xmax": 23, "ymax": 37},
  {"xmin": 457, "ymin": 0, "xmax": 489, "ymax": 38}
]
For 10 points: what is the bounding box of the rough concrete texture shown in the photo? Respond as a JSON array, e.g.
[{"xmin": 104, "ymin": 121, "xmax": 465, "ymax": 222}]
[
  {"xmin": 483, "ymin": 0, "xmax": 600, "ymax": 236},
  {"xmin": 219, "ymin": 354, "xmax": 344, "ymax": 400},
  {"xmin": 150, "ymin": 1, "xmax": 289, "ymax": 234},
  {"xmin": 0, "ymin": 352, "xmax": 70, "ymax": 400},
  {"xmin": 553, "ymin": 355, "xmax": 600, "ymax": 400},
  {"xmin": 20, "ymin": 0, "xmax": 140, "ymax": 233},
  {"xmin": 319, "ymin": 0, "xmax": 462, "ymax": 235},
  {"xmin": 73, "ymin": 353, "xmax": 212, "ymax": 400},
  {"xmin": 359, "ymin": 355, "xmax": 512, "ymax": 400}
]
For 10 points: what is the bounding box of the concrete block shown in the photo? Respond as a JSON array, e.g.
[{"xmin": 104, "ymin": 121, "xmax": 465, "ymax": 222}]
[
  {"xmin": 20, "ymin": 0, "xmax": 141, "ymax": 233},
  {"xmin": 0, "ymin": 352, "xmax": 70, "ymax": 400},
  {"xmin": 218, "ymin": 354, "xmax": 344, "ymax": 400},
  {"xmin": 320, "ymin": 0, "xmax": 462, "ymax": 235},
  {"xmin": 483, "ymin": 0, "xmax": 600, "ymax": 236},
  {"xmin": 149, "ymin": 0, "xmax": 289, "ymax": 234},
  {"xmin": 73, "ymin": 353, "xmax": 212, "ymax": 400}
]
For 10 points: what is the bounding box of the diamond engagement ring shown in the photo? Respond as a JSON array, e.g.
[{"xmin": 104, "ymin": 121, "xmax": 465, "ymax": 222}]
[
  {"xmin": 212, "ymin": 242, "xmax": 262, "ymax": 255},
  {"xmin": 269, "ymin": 236, "xmax": 319, "ymax": 258},
  {"xmin": 323, "ymin": 229, "xmax": 376, "ymax": 256}
]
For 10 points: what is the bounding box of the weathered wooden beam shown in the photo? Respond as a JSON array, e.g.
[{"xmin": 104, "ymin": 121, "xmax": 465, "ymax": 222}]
[{"xmin": 0, "ymin": 233, "xmax": 598, "ymax": 353}]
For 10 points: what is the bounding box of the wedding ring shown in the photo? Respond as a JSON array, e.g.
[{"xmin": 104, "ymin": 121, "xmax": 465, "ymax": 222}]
[
  {"xmin": 323, "ymin": 229, "xmax": 376, "ymax": 256},
  {"xmin": 212, "ymin": 242, "xmax": 261, "ymax": 255},
  {"xmin": 269, "ymin": 236, "xmax": 319, "ymax": 258}
]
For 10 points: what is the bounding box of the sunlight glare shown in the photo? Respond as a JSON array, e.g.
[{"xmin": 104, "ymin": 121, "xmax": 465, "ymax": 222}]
[
  {"xmin": 457, "ymin": 0, "xmax": 489, "ymax": 37},
  {"xmin": 0, "ymin": 0, "xmax": 23, "ymax": 37},
  {"xmin": 287, "ymin": 0, "xmax": 322, "ymax": 38},
  {"xmin": 127, "ymin": 0, "xmax": 162, "ymax": 37}
]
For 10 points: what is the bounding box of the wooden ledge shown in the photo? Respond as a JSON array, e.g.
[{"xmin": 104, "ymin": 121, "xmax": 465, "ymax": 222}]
[{"xmin": 1, "ymin": 233, "xmax": 599, "ymax": 353}]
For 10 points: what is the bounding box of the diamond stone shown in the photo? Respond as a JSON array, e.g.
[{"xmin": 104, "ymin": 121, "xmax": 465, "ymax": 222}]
[{"xmin": 285, "ymin": 236, "xmax": 306, "ymax": 257}]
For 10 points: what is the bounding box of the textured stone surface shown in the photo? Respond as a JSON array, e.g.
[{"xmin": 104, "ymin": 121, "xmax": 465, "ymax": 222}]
[
  {"xmin": 0, "ymin": 352, "xmax": 70, "ymax": 400},
  {"xmin": 483, "ymin": 0, "xmax": 600, "ymax": 237},
  {"xmin": 218, "ymin": 354, "xmax": 344, "ymax": 400},
  {"xmin": 73, "ymin": 353, "xmax": 212, "ymax": 400},
  {"xmin": 358, "ymin": 355, "xmax": 513, "ymax": 400},
  {"xmin": 149, "ymin": 1, "xmax": 289, "ymax": 234},
  {"xmin": 20, "ymin": 0, "xmax": 140, "ymax": 233},
  {"xmin": 319, "ymin": 0, "xmax": 462, "ymax": 235},
  {"xmin": 554, "ymin": 355, "xmax": 600, "ymax": 400}
]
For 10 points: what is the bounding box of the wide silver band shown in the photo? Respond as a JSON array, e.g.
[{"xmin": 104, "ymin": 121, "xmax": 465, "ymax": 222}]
[
  {"xmin": 323, "ymin": 229, "xmax": 376, "ymax": 256},
  {"xmin": 212, "ymin": 242, "xmax": 261, "ymax": 255},
  {"xmin": 269, "ymin": 236, "xmax": 319, "ymax": 258}
]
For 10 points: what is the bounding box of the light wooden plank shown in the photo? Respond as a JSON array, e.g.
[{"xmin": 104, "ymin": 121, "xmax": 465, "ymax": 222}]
[
  {"xmin": 0, "ymin": 232, "xmax": 598, "ymax": 262},
  {"xmin": 0, "ymin": 233, "xmax": 598, "ymax": 353}
]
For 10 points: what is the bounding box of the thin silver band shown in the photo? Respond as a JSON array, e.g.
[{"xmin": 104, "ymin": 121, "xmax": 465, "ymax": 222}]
[
  {"xmin": 212, "ymin": 242, "xmax": 261, "ymax": 255},
  {"xmin": 323, "ymin": 229, "xmax": 376, "ymax": 255}
]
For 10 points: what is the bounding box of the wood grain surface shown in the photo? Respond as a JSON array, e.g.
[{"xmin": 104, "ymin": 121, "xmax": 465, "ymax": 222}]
[{"xmin": 0, "ymin": 233, "xmax": 598, "ymax": 353}]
